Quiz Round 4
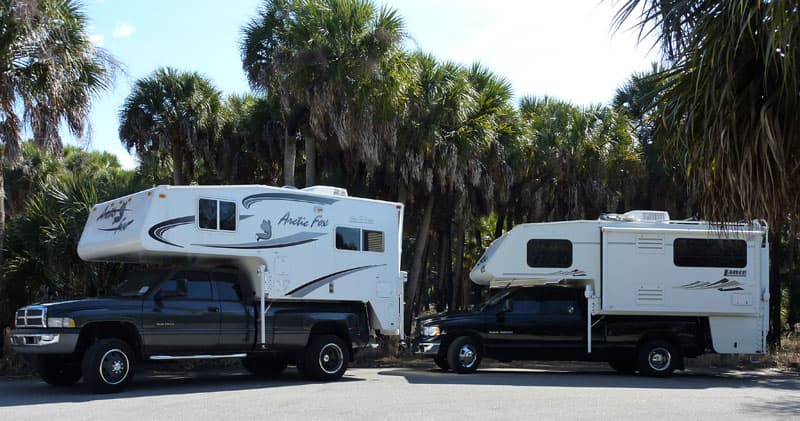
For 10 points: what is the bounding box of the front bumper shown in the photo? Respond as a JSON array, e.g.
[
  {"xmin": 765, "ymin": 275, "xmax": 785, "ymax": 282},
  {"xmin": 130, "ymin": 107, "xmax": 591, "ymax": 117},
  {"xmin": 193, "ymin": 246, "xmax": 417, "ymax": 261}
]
[
  {"xmin": 10, "ymin": 330, "xmax": 80, "ymax": 354},
  {"xmin": 413, "ymin": 338, "xmax": 441, "ymax": 356}
]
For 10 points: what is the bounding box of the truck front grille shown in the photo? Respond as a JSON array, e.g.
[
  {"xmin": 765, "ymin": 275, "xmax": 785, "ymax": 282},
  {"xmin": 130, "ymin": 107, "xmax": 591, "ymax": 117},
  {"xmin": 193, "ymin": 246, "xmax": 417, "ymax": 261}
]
[{"xmin": 15, "ymin": 306, "xmax": 47, "ymax": 328}]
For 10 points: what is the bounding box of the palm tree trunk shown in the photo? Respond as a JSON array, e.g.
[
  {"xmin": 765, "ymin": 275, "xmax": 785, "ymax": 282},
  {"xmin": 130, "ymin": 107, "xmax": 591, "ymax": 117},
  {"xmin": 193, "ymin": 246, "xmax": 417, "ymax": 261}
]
[
  {"xmin": 0, "ymin": 165, "xmax": 5, "ymax": 272},
  {"xmin": 450, "ymin": 221, "xmax": 466, "ymax": 310},
  {"xmin": 768, "ymin": 231, "xmax": 782, "ymax": 349},
  {"xmin": 305, "ymin": 134, "xmax": 315, "ymax": 186},
  {"xmin": 495, "ymin": 208, "xmax": 506, "ymax": 238},
  {"xmin": 171, "ymin": 147, "xmax": 184, "ymax": 185},
  {"xmin": 436, "ymin": 229, "xmax": 450, "ymax": 312},
  {"xmin": 284, "ymin": 130, "xmax": 296, "ymax": 186},
  {"xmin": 405, "ymin": 194, "xmax": 435, "ymax": 332}
]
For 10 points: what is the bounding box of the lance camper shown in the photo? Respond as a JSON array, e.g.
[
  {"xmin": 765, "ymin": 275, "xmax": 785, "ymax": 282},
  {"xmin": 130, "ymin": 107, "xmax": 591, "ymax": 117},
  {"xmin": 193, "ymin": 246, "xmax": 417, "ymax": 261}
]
[
  {"xmin": 11, "ymin": 184, "xmax": 404, "ymax": 392},
  {"xmin": 415, "ymin": 211, "xmax": 769, "ymax": 376}
]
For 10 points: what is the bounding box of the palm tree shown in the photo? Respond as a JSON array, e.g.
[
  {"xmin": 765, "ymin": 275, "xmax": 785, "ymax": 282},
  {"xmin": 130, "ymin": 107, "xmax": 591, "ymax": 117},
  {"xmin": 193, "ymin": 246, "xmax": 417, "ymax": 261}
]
[
  {"xmin": 241, "ymin": 0, "xmax": 406, "ymax": 187},
  {"xmin": 0, "ymin": 0, "xmax": 116, "ymax": 275},
  {"xmin": 612, "ymin": 0, "xmax": 800, "ymax": 345},
  {"xmin": 119, "ymin": 67, "xmax": 224, "ymax": 185}
]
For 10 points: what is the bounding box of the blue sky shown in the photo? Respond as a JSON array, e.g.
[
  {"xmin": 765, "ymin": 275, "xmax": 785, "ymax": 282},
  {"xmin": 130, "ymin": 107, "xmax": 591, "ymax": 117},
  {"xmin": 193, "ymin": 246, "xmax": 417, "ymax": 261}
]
[{"xmin": 73, "ymin": 0, "xmax": 658, "ymax": 169}]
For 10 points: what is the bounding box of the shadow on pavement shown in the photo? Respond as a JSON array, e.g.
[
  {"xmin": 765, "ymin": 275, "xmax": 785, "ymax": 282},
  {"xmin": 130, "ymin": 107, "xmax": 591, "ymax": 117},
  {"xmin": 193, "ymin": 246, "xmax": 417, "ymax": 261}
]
[
  {"xmin": 0, "ymin": 367, "xmax": 364, "ymax": 407},
  {"xmin": 377, "ymin": 366, "xmax": 800, "ymax": 391}
]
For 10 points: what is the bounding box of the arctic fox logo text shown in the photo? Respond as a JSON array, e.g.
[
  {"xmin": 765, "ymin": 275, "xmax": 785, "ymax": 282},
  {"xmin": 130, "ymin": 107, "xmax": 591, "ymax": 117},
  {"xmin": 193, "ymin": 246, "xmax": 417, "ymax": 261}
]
[{"xmin": 277, "ymin": 211, "xmax": 329, "ymax": 228}]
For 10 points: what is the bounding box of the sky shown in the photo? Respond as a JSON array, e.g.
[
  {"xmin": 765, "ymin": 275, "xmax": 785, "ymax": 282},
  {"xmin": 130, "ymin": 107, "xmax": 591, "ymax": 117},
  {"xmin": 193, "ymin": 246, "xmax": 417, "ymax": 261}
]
[{"xmin": 71, "ymin": 0, "xmax": 659, "ymax": 169}]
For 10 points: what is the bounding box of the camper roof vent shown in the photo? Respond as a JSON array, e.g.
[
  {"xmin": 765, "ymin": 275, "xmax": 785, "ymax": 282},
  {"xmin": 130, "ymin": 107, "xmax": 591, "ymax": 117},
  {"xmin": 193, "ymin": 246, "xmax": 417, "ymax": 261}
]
[
  {"xmin": 600, "ymin": 210, "xmax": 670, "ymax": 223},
  {"xmin": 301, "ymin": 185, "xmax": 349, "ymax": 197},
  {"xmin": 623, "ymin": 210, "xmax": 670, "ymax": 223}
]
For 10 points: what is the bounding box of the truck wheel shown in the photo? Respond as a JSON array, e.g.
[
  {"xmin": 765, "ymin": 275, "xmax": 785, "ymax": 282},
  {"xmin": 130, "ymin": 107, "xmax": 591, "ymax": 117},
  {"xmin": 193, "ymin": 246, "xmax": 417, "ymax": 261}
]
[
  {"xmin": 608, "ymin": 358, "xmax": 637, "ymax": 374},
  {"xmin": 447, "ymin": 336, "xmax": 481, "ymax": 374},
  {"xmin": 35, "ymin": 355, "xmax": 82, "ymax": 386},
  {"xmin": 242, "ymin": 356, "xmax": 288, "ymax": 377},
  {"xmin": 637, "ymin": 340, "xmax": 679, "ymax": 377},
  {"xmin": 297, "ymin": 335, "xmax": 350, "ymax": 381},
  {"xmin": 434, "ymin": 355, "xmax": 450, "ymax": 371},
  {"xmin": 81, "ymin": 339, "xmax": 135, "ymax": 394}
]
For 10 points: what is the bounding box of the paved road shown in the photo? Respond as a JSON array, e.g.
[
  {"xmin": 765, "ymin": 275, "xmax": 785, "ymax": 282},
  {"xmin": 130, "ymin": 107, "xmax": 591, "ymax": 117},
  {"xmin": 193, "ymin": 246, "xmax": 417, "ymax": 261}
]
[{"xmin": 0, "ymin": 365, "xmax": 798, "ymax": 420}]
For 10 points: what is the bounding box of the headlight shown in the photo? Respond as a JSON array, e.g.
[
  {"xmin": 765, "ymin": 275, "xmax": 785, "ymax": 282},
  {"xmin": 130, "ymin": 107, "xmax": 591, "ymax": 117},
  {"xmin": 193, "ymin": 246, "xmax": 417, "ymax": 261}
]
[
  {"xmin": 422, "ymin": 326, "xmax": 441, "ymax": 337},
  {"xmin": 47, "ymin": 317, "xmax": 76, "ymax": 328}
]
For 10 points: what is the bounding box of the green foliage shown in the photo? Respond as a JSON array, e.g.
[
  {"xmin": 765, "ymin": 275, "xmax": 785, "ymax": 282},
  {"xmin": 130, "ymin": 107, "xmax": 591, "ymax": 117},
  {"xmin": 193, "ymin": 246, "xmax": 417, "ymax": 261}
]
[{"xmin": 0, "ymin": 147, "xmax": 146, "ymax": 326}]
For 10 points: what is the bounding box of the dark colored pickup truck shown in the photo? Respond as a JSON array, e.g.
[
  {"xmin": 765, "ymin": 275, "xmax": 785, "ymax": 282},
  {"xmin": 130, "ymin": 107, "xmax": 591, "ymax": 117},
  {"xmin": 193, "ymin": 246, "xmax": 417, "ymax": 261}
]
[
  {"xmin": 414, "ymin": 286, "xmax": 710, "ymax": 376},
  {"xmin": 10, "ymin": 267, "xmax": 370, "ymax": 393}
]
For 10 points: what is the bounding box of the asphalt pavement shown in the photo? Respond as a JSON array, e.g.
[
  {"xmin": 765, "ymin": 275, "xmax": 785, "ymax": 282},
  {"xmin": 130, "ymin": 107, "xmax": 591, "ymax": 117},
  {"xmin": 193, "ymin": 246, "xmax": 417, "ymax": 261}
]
[{"xmin": 0, "ymin": 365, "xmax": 797, "ymax": 420}]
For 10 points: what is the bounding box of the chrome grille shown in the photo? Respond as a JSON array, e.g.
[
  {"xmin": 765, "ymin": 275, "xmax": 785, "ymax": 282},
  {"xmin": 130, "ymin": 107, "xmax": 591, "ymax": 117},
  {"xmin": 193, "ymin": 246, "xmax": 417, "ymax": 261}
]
[{"xmin": 15, "ymin": 306, "xmax": 47, "ymax": 328}]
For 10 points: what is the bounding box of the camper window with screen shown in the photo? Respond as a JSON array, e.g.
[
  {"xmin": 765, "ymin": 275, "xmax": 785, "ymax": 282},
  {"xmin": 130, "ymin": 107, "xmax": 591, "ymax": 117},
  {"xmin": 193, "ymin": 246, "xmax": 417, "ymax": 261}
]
[
  {"xmin": 673, "ymin": 238, "xmax": 747, "ymax": 268},
  {"xmin": 363, "ymin": 230, "xmax": 384, "ymax": 252},
  {"xmin": 526, "ymin": 239, "xmax": 572, "ymax": 268},
  {"xmin": 336, "ymin": 227, "xmax": 385, "ymax": 252},
  {"xmin": 197, "ymin": 199, "xmax": 237, "ymax": 231}
]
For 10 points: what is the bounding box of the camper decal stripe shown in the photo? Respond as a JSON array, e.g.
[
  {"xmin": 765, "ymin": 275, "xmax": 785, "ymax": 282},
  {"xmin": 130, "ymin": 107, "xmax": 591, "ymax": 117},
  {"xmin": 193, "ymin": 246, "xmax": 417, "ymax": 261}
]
[
  {"xmin": 148, "ymin": 216, "xmax": 195, "ymax": 248},
  {"xmin": 285, "ymin": 264, "xmax": 386, "ymax": 297},
  {"xmin": 193, "ymin": 232, "xmax": 325, "ymax": 249},
  {"xmin": 675, "ymin": 278, "xmax": 744, "ymax": 291},
  {"xmin": 242, "ymin": 192, "xmax": 338, "ymax": 208}
]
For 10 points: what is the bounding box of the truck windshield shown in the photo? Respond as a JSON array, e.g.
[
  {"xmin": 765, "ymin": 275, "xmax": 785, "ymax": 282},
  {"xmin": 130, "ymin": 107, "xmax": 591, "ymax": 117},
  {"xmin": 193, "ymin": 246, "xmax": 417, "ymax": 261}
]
[
  {"xmin": 111, "ymin": 270, "xmax": 167, "ymax": 297},
  {"xmin": 479, "ymin": 289, "xmax": 514, "ymax": 311}
]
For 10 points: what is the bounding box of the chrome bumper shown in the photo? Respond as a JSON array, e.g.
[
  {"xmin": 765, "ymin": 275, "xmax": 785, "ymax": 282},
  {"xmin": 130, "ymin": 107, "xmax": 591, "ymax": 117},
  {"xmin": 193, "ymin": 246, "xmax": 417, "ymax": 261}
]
[
  {"xmin": 414, "ymin": 341, "xmax": 441, "ymax": 356},
  {"xmin": 10, "ymin": 331, "xmax": 80, "ymax": 354}
]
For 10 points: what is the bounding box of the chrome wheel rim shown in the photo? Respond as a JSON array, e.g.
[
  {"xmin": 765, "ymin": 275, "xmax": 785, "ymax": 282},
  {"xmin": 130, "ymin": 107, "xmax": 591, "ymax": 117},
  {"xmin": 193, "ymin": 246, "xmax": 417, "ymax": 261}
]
[
  {"xmin": 647, "ymin": 347, "xmax": 672, "ymax": 372},
  {"xmin": 99, "ymin": 348, "xmax": 129, "ymax": 385},
  {"xmin": 458, "ymin": 344, "xmax": 477, "ymax": 368},
  {"xmin": 319, "ymin": 343, "xmax": 344, "ymax": 375}
]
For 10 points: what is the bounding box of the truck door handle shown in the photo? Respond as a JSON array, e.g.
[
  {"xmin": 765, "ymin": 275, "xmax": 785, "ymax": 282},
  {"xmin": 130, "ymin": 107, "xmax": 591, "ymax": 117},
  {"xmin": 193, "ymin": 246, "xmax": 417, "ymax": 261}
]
[{"xmin": 208, "ymin": 307, "xmax": 219, "ymax": 313}]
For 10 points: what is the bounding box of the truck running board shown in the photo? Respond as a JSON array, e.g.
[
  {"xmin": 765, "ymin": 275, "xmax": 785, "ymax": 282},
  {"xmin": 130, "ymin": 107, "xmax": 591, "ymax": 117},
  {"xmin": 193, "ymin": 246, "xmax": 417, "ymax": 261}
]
[{"xmin": 149, "ymin": 353, "xmax": 247, "ymax": 361}]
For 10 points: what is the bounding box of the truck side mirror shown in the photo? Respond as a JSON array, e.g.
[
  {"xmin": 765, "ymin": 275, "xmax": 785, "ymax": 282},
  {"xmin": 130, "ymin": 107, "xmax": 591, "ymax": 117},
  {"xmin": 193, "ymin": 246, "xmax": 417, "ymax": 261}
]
[{"xmin": 502, "ymin": 299, "xmax": 513, "ymax": 313}]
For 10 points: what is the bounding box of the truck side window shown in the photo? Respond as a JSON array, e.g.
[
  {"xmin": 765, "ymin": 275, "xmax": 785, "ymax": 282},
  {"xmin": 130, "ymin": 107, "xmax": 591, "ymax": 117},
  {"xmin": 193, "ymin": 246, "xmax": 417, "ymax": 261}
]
[
  {"xmin": 527, "ymin": 239, "xmax": 572, "ymax": 268},
  {"xmin": 511, "ymin": 299, "xmax": 541, "ymax": 314},
  {"xmin": 336, "ymin": 227, "xmax": 360, "ymax": 250},
  {"xmin": 212, "ymin": 273, "xmax": 242, "ymax": 301},
  {"xmin": 673, "ymin": 238, "xmax": 747, "ymax": 268}
]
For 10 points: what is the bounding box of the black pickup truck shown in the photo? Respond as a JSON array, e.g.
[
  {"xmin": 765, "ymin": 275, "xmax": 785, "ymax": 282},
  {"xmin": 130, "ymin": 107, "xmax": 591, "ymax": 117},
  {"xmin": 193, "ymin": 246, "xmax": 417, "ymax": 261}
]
[
  {"xmin": 10, "ymin": 267, "xmax": 370, "ymax": 393},
  {"xmin": 414, "ymin": 286, "xmax": 710, "ymax": 376}
]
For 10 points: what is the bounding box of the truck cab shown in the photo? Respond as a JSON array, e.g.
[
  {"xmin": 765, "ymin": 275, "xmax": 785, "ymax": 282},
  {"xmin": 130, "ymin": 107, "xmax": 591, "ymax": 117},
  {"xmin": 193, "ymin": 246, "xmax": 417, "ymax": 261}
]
[
  {"xmin": 415, "ymin": 286, "xmax": 709, "ymax": 376},
  {"xmin": 11, "ymin": 266, "xmax": 370, "ymax": 393}
]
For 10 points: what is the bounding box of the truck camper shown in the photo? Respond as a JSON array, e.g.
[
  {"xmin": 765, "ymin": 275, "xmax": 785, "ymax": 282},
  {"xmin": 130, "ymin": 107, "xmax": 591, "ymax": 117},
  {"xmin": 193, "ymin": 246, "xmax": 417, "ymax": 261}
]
[
  {"xmin": 416, "ymin": 211, "xmax": 769, "ymax": 375},
  {"xmin": 11, "ymin": 184, "xmax": 405, "ymax": 392}
]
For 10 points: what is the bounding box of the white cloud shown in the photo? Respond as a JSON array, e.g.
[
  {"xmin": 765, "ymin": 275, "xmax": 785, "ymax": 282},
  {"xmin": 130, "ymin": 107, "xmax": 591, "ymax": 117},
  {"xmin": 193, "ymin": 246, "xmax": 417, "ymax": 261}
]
[
  {"xmin": 89, "ymin": 33, "xmax": 105, "ymax": 47},
  {"xmin": 112, "ymin": 22, "xmax": 136, "ymax": 38}
]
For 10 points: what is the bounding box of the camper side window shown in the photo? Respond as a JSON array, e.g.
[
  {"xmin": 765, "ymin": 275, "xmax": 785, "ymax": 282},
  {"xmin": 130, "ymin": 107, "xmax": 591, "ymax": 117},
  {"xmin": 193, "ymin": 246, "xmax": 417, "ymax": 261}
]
[
  {"xmin": 336, "ymin": 227, "xmax": 360, "ymax": 250},
  {"xmin": 527, "ymin": 239, "xmax": 572, "ymax": 268},
  {"xmin": 673, "ymin": 238, "xmax": 747, "ymax": 268},
  {"xmin": 335, "ymin": 227, "xmax": 385, "ymax": 252},
  {"xmin": 198, "ymin": 198, "xmax": 237, "ymax": 231}
]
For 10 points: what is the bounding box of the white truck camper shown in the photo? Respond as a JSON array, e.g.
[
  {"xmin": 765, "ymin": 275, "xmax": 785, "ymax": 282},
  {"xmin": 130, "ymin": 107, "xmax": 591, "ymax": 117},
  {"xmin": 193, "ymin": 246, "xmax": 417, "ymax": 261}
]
[
  {"xmin": 470, "ymin": 211, "xmax": 770, "ymax": 356},
  {"xmin": 79, "ymin": 184, "xmax": 405, "ymax": 340}
]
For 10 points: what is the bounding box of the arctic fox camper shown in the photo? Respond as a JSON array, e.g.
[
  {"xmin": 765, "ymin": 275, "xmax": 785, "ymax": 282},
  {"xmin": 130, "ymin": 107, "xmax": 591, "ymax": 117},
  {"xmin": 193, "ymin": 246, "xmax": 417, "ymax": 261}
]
[
  {"xmin": 11, "ymin": 184, "xmax": 404, "ymax": 392},
  {"xmin": 415, "ymin": 211, "xmax": 768, "ymax": 376}
]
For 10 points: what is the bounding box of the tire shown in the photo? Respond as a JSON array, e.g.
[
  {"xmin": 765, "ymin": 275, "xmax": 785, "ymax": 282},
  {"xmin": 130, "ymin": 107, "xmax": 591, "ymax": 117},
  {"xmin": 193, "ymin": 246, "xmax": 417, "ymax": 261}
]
[
  {"xmin": 242, "ymin": 356, "xmax": 288, "ymax": 377},
  {"xmin": 637, "ymin": 340, "xmax": 680, "ymax": 377},
  {"xmin": 608, "ymin": 358, "xmax": 637, "ymax": 374},
  {"xmin": 433, "ymin": 355, "xmax": 450, "ymax": 371},
  {"xmin": 35, "ymin": 355, "xmax": 82, "ymax": 386},
  {"xmin": 297, "ymin": 334, "xmax": 350, "ymax": 381},
  {"xmin": 81, "ymin": 339, "xmax": 135, "ymax": 394},
  {"xmin": 447, "ymin": 336, "xmax": 482, "ymax": 374}
]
